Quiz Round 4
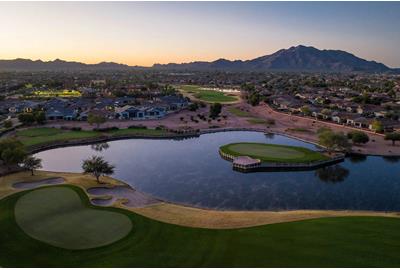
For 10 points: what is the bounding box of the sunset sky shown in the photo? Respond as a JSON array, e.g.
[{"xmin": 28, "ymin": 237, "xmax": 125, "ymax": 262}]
[{"xmin": 1, "ymin": 1, "xmax": 400, "ymax": 67}]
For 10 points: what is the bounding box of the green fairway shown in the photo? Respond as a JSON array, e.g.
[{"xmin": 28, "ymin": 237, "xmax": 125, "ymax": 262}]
[
  {"xmin": 178, "ymin": 85, "xmax": 238, "ymax": 103},
  {"xmin": 1, "ymin": 186, "xmax": 400, "ymax": 267},
  {"xmin": 14, "ymin": 186, "xmax": 132, "ymax": 249},
  {"xmin": 14, "ymin": 127, "xmax": 171, "ymax": 147},
  {"xmin": 220, "ymin": 142, "xmax": 328, "ymax": 163},
  {"xmin": 16, "ymin": 127, "xmax": 100, "ymax": 147}
]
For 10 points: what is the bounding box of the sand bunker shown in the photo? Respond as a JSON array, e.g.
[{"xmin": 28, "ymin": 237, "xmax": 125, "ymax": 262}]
[
  {"xmin": 87, "ymin": 186, "xmax": 160, "ymax": 207},
  {"xmin": 12, "ymin": 177, "xmax": 65, "ymax": 189}
]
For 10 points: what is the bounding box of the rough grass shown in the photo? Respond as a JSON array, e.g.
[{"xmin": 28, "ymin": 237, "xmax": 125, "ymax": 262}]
[
  {"xmin": 14, "ymin": 186, "xmax": 132, "ymax": 249},
  {"xmin": 227, "ymin": 107, "xmax": 252, "ymax": 117},
  {"xmin": 179, "ymin": 85, "xmax": 238, "ymax": 103},
  {"xmin": 220, "ymin": 142, "xmax": 328, "ymax": 163},
  {"xmin": 2, "ymin": 186, "xmax": 400, "ymax": 267},
  {"xmin": 287, "ymin": 127, "xmax": 314, "ymax": 133},
  {"xmin": 247, "ymin": 118, "xmax": 267, "ymax": 124}
]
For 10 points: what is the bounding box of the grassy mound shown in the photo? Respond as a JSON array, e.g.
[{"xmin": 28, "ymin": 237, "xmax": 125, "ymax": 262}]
[
  {"xmin": 220, "ymin": 142, "xmax": 328, "ymax": 163},
  {"xmin": 2, "ymin": 186, "xmax": 400, "ymax": 267},
  {"xmin": 179, "ymin": 85, "xmax": 238, "ymax": 103},
  {"xmin": 14, "ymin": 186, "xmax": 132, "ymax": 250}
]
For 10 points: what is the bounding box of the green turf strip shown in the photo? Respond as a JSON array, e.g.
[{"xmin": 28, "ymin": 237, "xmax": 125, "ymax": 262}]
[
  {"xmin": 2, "ymin": 186, "xmax": 400, "ymax": 267},
  {"xmin": 14, "ymin": 186, "xmax": 132, "ymax": 250},
  {"xmin": 179, "ymin": 85, "xmax": 238, "ymax": 103},
  {"xmin": 220, "ymin": 142, "xmax": 328, "ymax": 163}
]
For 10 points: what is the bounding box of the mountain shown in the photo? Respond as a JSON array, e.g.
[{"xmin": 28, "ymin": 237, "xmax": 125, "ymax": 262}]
[
  {"xmin": 0, "ymin": 58, "xmax": 131, "ymax": 71},
  {"xmin": 153, "ymin": 45, "xmax": 392, "ymax": 73},
  {"xmin": 0, "ymin": 45, "xmax": 396, "ymax": 73}
]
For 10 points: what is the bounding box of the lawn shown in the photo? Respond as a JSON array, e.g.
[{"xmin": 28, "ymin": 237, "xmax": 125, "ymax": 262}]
[
  {"xmin": 15, "ymin": 186, "xmax": 132, "ymax": 249},
  {"xmin": 16, "ymin": 128, "xmax": 100, "ymax": 147},
  {"xmin": 1, "ymin": 185, "xmax": 400, "ymax": 267},
  {"xmin": 220, "ymin": 142, "xmax": 328, "ymax": 163},
  {"xmin": 178, "ymin": 85, "xmax": 238, "ymax": 103},
  {"xmin": 14, "ymin": 127, "xmax": 171, "ymax": 147}
]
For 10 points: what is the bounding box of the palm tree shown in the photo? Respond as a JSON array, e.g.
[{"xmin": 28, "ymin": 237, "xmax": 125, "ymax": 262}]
[
  {"xmin": 82, "ymin": 156, "xmax": 115, "ymax": 184},
  {"xmin": 22, "ymin": 155, "xmax": 42, "ymax": 176}
]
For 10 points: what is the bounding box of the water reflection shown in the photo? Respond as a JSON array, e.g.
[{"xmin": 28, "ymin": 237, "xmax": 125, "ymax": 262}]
[
  {"xmin": 91, "ymin": 142, "xmax": 110, "ymax": 152},
  {"xmin": 382, "ymin": 156, "xmax": 400, "ymax": 163},
  {"xmin": 315, "ymin": 165, "xmax": 349, "ymax": 183},
  {"xmin": 348, "ymin": 154, "xmax": 367, "ymax": 164}
]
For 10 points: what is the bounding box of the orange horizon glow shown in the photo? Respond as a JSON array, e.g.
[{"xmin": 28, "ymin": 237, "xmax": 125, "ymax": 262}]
[{"xmin": 1, "ymin": 2, "xmax": 400, "ymax": 68}]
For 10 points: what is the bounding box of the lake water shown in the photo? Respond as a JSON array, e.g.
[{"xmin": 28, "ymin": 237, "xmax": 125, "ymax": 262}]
[{"xmin": 35, "ymin": 131, "xmax": 400, "ymax": 211}]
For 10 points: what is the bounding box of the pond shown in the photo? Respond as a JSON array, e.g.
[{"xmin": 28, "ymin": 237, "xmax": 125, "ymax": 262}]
[{"xmin": 35, "ymin": 131, "xmax": 400, "ymax": 211}]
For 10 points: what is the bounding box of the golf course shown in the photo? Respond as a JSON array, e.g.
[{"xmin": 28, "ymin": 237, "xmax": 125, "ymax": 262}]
[
  {"xmin": 14, "ymin": 127, "xmax": 172, "ymax": 147},
  {"xmin": 219, "ymin": 142, "xmax": 329, "ymax": 163},
  {"xmin": 177, "ymin": 85, "xmax": 239, "ymax": 103},
  {"xmin": 1, "ymin": 184, "xmax": 400, "ymax": 267}
]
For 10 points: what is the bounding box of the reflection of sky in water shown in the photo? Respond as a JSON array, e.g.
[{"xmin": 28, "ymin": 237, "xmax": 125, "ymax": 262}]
[{"xmin": 36, "ymin": 131, "xmax": 400, "ymax": 211}]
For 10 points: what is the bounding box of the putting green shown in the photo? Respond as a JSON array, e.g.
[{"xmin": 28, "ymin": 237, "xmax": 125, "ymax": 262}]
[
  {"xmin": 14, "ymin": 186, "xmax": 132, "ymax": 250},
  {"xmin": 220, "ymin": 142, "xmax": 328, "ymax": 163}
]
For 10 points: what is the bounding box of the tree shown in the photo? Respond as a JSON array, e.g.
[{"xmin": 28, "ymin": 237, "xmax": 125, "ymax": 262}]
[
  {"xmin": 248, "ymin": 93, "xmax": 261, "ymax": 106},
  {"xmin": 34, "ymin": 111, "xmax": 46, "ymax": 125},
  {"xmin": 22, "ymin": 155, "xmax": 42, "ymax": 176},
  {"xmin": 347, "ymin": 131, "xmax": 369, "ymax": 145},
  {"xmin": 0, "ymin": 139, "xmax": 27, "ymax": 169},
  {"xmin": 18, "ymin": 113, "xmax": 35, "ymax": 125},
  {"xmin": 300, "ymin": 105, "xmax": 311, "ymax": 116},
  {"xmin": 88, "ymin": 113, "xmax": 106, "ymax": 129},
  {"xmin": 3, "ymin": 120, "xmax": 12, "ymax": 128},
  {"xmin": 384, "ymin": 132, "xmax": 400, "ymax": 146},
  {"xmin": 318, "ymin": 129, "xmax": 351, "ymax": 153},
  {"xmin": 188, "ymin": 103, "xmax": 199, "ymax": 111},
  {"xmin": 371, "ymin": 119, "xmax": 384, "ymax": 133},
  {"xmin": 209, "ymin": 103, "xmax": 222, "ymax": 119},
  {"xmin": 82, "ymin": 156, "xmax": 115, "ymax": 184}
]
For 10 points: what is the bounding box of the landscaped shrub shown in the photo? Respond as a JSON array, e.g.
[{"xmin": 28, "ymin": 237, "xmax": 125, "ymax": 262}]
[
  {"xmin": 128, "ymin": 125, "xmax": 147, "ymax": 129},
  {"xmin": 93, "ymin": 126, "xmax": 119, "ymax": 132},
  {"xmin": 70, "ymin": 127, "xmax": 82, "ymax": 131}
]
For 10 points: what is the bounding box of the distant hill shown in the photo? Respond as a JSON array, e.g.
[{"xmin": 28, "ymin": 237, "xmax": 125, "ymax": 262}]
[
  {"xmin": 154, "ymin": 45, "xmax": 393, "ymax": 73},
  {"xmin": 0, "ymin": 58, "xmax": 131, "ymax": 71},
  {"xmin": 0, "ymin": 45, "xmax": 397, "ymax": 73}
]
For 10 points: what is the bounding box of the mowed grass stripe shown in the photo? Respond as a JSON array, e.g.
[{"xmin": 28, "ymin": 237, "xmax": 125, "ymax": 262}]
[
  {"xmin": 220, "ymin": 142, "xmax": 328, "ymax": 163},
  {"xmin": 14, "ymin": 186, "xmax": 132, "ymax": 250}
]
